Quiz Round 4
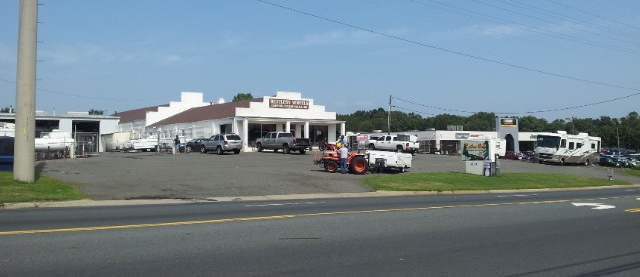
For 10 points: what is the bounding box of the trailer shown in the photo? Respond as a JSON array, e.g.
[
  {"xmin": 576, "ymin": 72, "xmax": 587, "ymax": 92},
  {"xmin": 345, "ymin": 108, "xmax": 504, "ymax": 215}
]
[
  {"xmin": 366, "ymin": 150, "xmax": 412, "ymax": 173},
  {"xmin": 534, "ymin": 131, "xmax": 601, "ymax": 165}
]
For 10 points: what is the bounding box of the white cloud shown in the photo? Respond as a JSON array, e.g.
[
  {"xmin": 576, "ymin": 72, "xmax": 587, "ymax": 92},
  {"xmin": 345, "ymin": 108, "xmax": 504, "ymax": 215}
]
[
  {"xmin": 39, "ymin": 43, "xmax": 115, "ymax": 65},
  {"xmin": 0, "ymin": 43, "xmax": 15, "ymax": 62},
  {"xmin": 460, "ymin": 24, "xmax": 523, "ymax": 38},
  {"xmin": 283, "ymin": 29, "xmax": 394, "ymax": 49}
]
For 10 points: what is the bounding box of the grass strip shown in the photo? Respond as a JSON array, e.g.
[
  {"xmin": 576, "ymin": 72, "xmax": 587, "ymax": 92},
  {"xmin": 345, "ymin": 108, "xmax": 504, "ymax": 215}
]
[
  {"xmin": 0, "ymin": 171, "xmax": 84, "ymax": 203},
  {"xmin": 362, "ymin": 172, "xmax": 631, "ymax": 192}
]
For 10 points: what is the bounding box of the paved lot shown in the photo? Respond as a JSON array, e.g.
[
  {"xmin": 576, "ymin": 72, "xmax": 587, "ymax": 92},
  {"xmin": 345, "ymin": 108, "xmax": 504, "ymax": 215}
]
[{"xmin": 37, "ymin": 151, "xmax": 640, "ymax": 200}]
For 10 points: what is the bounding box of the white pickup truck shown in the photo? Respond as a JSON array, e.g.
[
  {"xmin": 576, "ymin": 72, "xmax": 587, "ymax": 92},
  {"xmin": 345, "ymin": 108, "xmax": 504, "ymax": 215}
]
[{"xmin": 366, "ymin": 134, "xmax": 419, "ymax": 155}]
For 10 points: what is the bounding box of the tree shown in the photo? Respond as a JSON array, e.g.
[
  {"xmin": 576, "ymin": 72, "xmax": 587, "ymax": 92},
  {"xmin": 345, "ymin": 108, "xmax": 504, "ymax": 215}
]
[
  {"xmin": 1, "ymin": 106, "xmax": 12, "ymax": 113},
  {"xmin": 466, "ymin": 112, "xmax": 496, "ymax": 131},
  {"xmin": 88, "ymin": 109, "xmax": 104, "ymax": 115},
  {"xmin": 518, "ymin": 116, "xmax": 548, "ymax": 132},
  {"xmin": 232, "ymin": 93, "xmax": 253, "ymax": 102}
]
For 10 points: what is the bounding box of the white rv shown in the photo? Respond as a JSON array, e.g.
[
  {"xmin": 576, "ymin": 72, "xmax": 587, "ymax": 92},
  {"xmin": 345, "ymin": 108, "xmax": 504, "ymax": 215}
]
[{"xmin": 534, "ymin": 131, "xmax": 601, "ymax": 165}]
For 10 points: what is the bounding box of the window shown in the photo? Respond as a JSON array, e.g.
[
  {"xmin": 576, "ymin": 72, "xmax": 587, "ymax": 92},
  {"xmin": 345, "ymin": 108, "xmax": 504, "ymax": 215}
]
[{"xmin": 568, "ymin": 142, "xmax": 575, "ymax": 150}]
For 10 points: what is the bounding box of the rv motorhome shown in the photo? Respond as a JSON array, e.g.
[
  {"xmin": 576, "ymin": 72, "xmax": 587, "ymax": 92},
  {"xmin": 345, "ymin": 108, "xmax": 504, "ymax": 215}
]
[{"xmin": 534, "ymin": 131, "xmax": 601, "ymax": 165}]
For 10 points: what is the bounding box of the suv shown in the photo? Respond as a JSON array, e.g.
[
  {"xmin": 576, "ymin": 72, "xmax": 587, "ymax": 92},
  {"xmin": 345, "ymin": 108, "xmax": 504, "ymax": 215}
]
[{"xmin": 200, "ymin": 133, "xmax": 243, "ymax": 155}]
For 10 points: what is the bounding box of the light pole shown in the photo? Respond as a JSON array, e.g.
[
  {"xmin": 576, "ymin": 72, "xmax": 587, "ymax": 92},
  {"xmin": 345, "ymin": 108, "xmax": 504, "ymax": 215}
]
[
  {"xmin": 565, "ymin": 117, "xmax": 575, "ymax": 135},
  {"xmin": 614, "ymin": 119, "xmax": 620, "ymax": 152}
]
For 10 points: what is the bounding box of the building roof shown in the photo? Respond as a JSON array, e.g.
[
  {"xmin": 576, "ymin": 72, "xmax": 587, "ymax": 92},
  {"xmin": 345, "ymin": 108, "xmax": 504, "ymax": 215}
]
[
  {"xmin": 112, "ymin": 104, "xmax": 169, "ymax": 122},
  {"xmin": 150, "ymin": 98, "xmax": 262, "ymax": 126}
]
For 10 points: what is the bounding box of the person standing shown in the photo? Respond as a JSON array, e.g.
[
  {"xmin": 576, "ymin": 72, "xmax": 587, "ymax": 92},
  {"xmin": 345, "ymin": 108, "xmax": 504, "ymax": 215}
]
[
  {"xmin": 173, "ymin": 135, "xmax": 180, "ymax": 155},
  {"xmin": 338, "ymin": 144, "xmax": 349, "ymax": 174},
  {"xmin": 340, "ymin": 135, "xmax": 349, "ymax": 150}
]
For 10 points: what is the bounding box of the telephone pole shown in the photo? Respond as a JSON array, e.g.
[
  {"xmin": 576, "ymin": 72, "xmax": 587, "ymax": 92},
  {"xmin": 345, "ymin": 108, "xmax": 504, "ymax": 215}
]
[
  {"xmin": 387, "ymin": 95, "xmax": 391, "ymax": 135},
  {"xmin": 14, "ymin": 0, "xmax": 38, "ymax": 182}
]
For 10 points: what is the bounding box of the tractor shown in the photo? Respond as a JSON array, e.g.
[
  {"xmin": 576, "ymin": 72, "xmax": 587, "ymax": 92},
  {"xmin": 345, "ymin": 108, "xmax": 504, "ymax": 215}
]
[{"xmin": 313, "ymin": 149, "xmax": 369, "ymax": 174}]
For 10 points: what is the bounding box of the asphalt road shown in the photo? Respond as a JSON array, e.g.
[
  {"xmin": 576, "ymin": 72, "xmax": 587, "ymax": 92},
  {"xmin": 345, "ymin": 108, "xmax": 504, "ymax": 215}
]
[
  {"xmin": 36, "ymin": 151, "xmax": 640, "ymax": 200},
  {"xmin": 2, "ymin": 190, "xmax": 639, "ymax": 276}
]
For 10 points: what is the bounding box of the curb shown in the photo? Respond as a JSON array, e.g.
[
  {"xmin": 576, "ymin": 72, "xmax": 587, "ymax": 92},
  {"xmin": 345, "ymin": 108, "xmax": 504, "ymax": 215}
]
[{"xmin": 2, "ymin": 184, "xmax": 640, "ymax": 209}]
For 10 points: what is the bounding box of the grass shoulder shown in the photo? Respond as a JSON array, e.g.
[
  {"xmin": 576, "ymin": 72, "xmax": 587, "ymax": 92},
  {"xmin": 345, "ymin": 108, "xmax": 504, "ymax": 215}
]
[
  {"xmin": 362, "ymin": 172, "xmax": 631, "ymax": 192},
  {"xmin": 622, "ymin": 167, "xmax": 640, "ymax": 177},
  {"xmin": 0, "ymin": 171, "xmax": 84, "ymax": 203}
]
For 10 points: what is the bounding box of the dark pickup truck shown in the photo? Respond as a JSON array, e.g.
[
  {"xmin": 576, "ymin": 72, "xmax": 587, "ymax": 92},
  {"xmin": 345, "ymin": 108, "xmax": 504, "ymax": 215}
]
[{"xmin": 255, "ymin": 132, "xmax": 311, "ymax": 154}]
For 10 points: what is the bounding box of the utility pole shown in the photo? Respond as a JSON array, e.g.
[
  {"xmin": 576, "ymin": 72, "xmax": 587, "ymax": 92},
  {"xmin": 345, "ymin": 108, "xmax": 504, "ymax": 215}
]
[
  {"xmin": 615, "ymin": 119, "xmax": 620, "ymax": 151},
  {"xmin": 14, "ymin": 0, "xmax": 38, "ymax": 182},
  {"xmin": 387, "ymin": 95, "xmax": 391, "ymax": 135}
]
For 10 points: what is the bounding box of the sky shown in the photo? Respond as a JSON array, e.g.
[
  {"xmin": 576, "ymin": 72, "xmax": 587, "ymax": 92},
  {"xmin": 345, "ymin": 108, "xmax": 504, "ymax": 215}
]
[{"xmin": 1, "ymin": 0, "xmax": 639, "ymax": 122}]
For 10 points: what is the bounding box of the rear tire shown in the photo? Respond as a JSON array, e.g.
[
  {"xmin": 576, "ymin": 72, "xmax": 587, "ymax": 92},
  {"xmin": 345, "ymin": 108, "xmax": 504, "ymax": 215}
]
[
  {"xmin": 283, "ymin": 145, "xmax": 290, "ymax": 154},
  {"xmin": 216, "ymin": 147, "xmax": 223, "ymax": 155},
  {"xmin": 233, "ymin": 149, "xmax": 240, "ymax": 154},
  {"xmin": 349, "ymin": 156, "xmax": 368, "ymax": 174},
  {"xmin": 256, "ymin": 144, "xmax": 263, "ymax": 152},
  {"xmin": 299, "ymin": 149, "xmax": 306, "ymax": 155}
]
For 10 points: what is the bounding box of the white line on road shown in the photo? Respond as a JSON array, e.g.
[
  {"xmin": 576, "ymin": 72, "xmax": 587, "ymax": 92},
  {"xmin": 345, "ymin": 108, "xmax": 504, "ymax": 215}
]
[{"xmin": 571, "ymin": 202, "xmax": 616, "ymax": 210}]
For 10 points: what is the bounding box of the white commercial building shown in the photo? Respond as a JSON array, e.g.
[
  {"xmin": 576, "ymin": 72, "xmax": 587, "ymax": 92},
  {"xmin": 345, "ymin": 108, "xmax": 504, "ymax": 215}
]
[{"xmin": 113, "ymin": 91, "xmax": 346, "ymax": 152}]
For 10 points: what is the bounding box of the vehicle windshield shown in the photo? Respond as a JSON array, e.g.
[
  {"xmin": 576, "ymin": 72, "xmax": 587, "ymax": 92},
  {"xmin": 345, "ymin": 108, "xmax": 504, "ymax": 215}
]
[{"xmin": 536, "ymin": 135, "xmax": 561, "ymax": 148}]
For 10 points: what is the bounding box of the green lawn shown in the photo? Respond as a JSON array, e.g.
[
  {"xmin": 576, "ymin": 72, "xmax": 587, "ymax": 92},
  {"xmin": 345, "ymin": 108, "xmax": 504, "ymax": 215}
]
[
  {"xmin": 362, "ymin": 172, "xmax": 631, "ymax": 192},
  {"xmin": 0, "ymin": 171, "xmax": 84, "ymax": 203}
]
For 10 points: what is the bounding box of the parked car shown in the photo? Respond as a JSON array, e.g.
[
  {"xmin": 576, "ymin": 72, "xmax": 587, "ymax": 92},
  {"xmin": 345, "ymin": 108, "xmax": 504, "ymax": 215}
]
[
  {"xmin": 599, "ymin": 156, "xmax": 622, "ymax": 167},
  {"xmin": 500, "ymin": 151, "xmax": 523, "ymax": 160},
  {"xmin": 185, "ymin": 138, "xmax": 208, "ymax": 153},
  {"xmin": 201, "ymin": 133, "xmax": 243, "ymax": 154}
]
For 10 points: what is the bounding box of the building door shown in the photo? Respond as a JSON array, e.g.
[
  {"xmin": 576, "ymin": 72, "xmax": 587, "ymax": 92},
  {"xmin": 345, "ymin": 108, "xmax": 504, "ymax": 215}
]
[{"xmin": 505, "ymin": 134, "xmax": 515, "ymax": 152}]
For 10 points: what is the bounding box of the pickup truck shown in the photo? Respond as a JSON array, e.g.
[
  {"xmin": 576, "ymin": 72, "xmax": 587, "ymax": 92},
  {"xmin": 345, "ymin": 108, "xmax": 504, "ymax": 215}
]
[
  {"xmin": 367, "ymin": 134, "xmax": 419, "ymax": 155},
  {"xmin": 256, "ymin": 132, "xmax": 311, "ymax": 154}
]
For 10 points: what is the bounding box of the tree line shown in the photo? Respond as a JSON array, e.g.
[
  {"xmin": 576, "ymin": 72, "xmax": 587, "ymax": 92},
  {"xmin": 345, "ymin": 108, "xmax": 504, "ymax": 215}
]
[{"xmin": 337, "ymin": 109, "xmax": 639, "ymax": 150}]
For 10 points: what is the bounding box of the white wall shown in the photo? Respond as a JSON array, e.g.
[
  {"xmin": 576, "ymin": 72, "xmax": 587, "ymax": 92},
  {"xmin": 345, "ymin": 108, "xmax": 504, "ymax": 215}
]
[{"xmin": 145, "ymin": 92, "xmax": 209, "ymax": 126}]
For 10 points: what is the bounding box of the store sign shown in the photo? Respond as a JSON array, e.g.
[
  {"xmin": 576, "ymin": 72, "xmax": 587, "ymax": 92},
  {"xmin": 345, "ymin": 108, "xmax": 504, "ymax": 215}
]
[
  {"xmin": 269, "ymin": 98, "xmax": 309, "ymax": 109},
  {"xmin": 500, "ymin": 118, "xmax": 517, "ymax": 127}
]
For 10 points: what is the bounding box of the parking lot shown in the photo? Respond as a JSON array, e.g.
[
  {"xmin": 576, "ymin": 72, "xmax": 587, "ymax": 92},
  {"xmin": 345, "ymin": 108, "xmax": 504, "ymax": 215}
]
[{"xmin": 37, "ymin": 150, "xmax": 640, "ymax": 200}]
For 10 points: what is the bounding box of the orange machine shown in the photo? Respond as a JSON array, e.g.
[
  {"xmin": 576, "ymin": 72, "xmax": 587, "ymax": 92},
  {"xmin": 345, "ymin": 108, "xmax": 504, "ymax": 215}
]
[{"xmin": 313, "ymin": 149, "xmax": 368, "ymax": 174}]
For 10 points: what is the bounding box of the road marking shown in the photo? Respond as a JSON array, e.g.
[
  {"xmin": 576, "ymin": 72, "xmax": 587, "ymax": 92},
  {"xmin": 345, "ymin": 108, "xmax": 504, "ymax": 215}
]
[
  {"xmin": 245, "ymin": 201, "xmax": 324, "ymax": 207},
  {"xmin": 1, "ymin": 196, "xmax": 636, "ymax": 236},
  {"xmin": 496, "ymin": 194, "xmax": 538, "ymax": 198},
  {"xmin": 625, "ymin": 208, "xmax": 640, "ymax": 213},
  {"xmin": 571, "ymin": 203, "xmax": 616, "ymax": 210}
]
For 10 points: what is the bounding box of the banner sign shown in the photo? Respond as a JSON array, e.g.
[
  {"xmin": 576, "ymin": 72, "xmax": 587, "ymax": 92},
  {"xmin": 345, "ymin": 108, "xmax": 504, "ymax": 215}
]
[
  {"xmin": 269, "ymin": 98, "xmax": 309, "ymax": 109},
  {"xmin": 461, "ymin": 140, "xmax": 490, "ymax": 161}
]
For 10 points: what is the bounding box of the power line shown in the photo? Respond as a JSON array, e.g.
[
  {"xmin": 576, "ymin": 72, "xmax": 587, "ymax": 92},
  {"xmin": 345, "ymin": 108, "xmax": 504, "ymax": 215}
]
[
  {"xmin": 545, "ymin": 0, "xmax": 640, "ymax": 33},
  {"xmin": 255, "ymin": 0, "xmax": 640, "ymax": 93},
  {"xmin": 414, "ymin": 0, "xmax": 639, "ymax": 56},
  {"xmin": 0, "ymin": 78, "xmax": 171, "ymax": 102},
  {"xmin": 393, "ymin": 91, "xmax": 640, "ymax": 116},
  {"xmin": 403, "ymin": 0, "xmax": 639, "ymax": 65},
  {"xmin": 509, "ymin": 0, "xmax": 640, "ymax": 42},
  {"xmin": 473, "ymin": 0, "xmax": 640, "ymax": 53}
]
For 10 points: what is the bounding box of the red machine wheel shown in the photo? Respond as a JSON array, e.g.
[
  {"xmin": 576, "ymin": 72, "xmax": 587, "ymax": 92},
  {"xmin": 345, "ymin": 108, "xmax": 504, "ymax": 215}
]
[
  {"xmin": 324, "ymin": 161, "xmax": 338, "ymax": 173},
  {"xmin": 349, "ymin": 156, "xmax": 368, "ymax": 174}
]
